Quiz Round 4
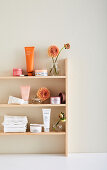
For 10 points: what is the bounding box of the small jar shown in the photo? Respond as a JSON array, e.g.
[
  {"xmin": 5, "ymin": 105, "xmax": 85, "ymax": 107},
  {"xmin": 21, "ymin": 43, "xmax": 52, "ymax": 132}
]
[
  {"xmin": 35, "ymin": 70, "xmax": 48, "ymax": 76},
  {"xmin": 13, "ymin": 68, "xmax": 22, "ymax": 76},
  {"xmin": 50, "ymin": 97, "xmax": 61, "ymax": 104}
]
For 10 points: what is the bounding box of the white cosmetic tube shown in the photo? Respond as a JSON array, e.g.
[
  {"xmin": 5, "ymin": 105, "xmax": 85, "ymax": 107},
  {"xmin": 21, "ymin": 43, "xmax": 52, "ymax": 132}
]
[{"xmin": 42, "ymin": 109, "xmax": 51, "ymax": 132}]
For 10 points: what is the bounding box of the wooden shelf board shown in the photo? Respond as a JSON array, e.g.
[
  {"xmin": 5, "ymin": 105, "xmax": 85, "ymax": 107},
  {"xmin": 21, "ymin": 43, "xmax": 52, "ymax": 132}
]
[
  {"xmin": 0, "ymin": 76, "xmax": 66, "ymax": 79},
  {"xmin": 0, "ymin": 104, "xmax": 66, "ymax": 107},
  {"xmin": 0, "ymin": 132, "xmax": 66, "ymax": 136}
]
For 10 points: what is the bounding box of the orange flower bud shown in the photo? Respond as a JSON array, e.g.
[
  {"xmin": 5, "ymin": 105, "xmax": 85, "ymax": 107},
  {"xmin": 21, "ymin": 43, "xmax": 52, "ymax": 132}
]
[{"xmin": 64, "ymin": 43, "xmax": 70, "ymax": 49}]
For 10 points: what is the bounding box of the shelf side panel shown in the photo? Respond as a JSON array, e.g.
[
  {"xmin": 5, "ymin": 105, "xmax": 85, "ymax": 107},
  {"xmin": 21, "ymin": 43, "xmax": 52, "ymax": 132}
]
[{"xmin": 65, "ymin": 58, "xmax": 68, "ymax": 156}]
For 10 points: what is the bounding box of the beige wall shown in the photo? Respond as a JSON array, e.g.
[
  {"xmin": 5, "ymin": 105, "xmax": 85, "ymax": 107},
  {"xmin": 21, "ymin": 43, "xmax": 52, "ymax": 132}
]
[{"xmin": 0, "ymin": 0, "xmax": 107, "ymax": 153}]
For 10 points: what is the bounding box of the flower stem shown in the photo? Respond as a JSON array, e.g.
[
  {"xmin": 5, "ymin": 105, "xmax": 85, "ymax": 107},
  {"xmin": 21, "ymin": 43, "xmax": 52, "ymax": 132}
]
[
  {"xmin": 50, "ymin": 58, "xmax": 55, "ymax": 73},
  {"xmin": 55, "ymin": 46, "xmax": 65, "ymax": 63},
  {"xmin": 55, "ymin": 119, "xmax": 61, "ymax": 127}
]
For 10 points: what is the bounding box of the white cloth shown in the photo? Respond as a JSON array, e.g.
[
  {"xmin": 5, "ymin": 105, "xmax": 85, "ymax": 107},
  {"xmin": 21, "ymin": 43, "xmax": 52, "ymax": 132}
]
[{"xmin": 2, "ymin": 115, "xmax": 28, "ymax": 133}]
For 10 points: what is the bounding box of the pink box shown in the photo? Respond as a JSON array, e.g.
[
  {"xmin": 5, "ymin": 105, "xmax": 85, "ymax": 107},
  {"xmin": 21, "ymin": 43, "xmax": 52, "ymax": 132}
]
[
  {"xmin": 13, "ymin": 68, "xmax": 22, "ymax": 76},
  {"xmin": 50, "ymin": 97, "xmax": 61, "ymax": 104}
]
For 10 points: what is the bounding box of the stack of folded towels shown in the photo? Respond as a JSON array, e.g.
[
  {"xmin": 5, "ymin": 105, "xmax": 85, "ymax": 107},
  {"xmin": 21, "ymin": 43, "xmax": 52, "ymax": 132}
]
[{"xmin": 2, "ymin": 115, "xmax": 28, "ymax": 133}]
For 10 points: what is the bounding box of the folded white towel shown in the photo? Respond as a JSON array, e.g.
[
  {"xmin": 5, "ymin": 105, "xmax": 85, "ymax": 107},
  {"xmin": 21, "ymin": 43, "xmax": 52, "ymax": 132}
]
[
  {"xmin": 4, "ymin": 115, "xmax": 28, "ymax": 121},
  {"xmin": 2, "ymin": 115, "xmax": 28, "ymax": 133},
  {"xmin": 3, "ymin": 124, "xmax": 27, "ymax": 128},
  {"xmin": 4, "ymin": 127, "xmax": 26, "ymax": 133},
  {"xmin": 8, "ymin": 96, "xmax": 28, "ymax": 105},
  {"xmin": 3, "ymin": 116, "xmax": 28, "ymax": 124}
]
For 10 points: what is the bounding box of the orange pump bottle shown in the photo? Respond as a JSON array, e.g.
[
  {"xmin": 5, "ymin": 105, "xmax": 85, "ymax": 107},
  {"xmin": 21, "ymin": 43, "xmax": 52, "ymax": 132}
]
[{"xmin": 24, "ymin": 47, "xmax": 35, "ymax": 76}]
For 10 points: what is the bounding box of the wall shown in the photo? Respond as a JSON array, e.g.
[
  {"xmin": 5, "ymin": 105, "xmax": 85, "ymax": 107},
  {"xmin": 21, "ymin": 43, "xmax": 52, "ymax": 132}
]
[{"xmin": 0, "ymin": 0, "xmax": 107, "ymax": 153}]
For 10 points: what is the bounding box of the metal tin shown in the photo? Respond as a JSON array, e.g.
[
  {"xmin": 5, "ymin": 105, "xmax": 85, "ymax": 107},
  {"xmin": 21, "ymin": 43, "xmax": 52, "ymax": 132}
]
[{"xmin": 35, "ymin": 70, "xmax": 48, "ymax": 76}]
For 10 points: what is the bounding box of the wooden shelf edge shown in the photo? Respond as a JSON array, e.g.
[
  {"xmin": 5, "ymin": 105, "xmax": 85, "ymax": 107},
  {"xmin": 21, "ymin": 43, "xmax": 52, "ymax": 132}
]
[
  {"xmin": 0, "ymin": 132, "xmax": 66, "ymax": 136},
  {"xmin": 0, "ymin": 104, "xmax": 66, "ymax": 107},
  {"xmin": 0, "ymin": 76, "xmax": 66, "ymax": 79}
]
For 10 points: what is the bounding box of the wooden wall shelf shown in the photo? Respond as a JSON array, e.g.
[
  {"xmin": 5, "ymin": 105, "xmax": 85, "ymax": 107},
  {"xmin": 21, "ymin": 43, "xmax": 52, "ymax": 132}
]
[
  {"xmin": 0, "ymin": 104, "xmax": 66, "ymax": 108},
  {"xmin": 0, "ymin": 76, "xmax": 66, "ymax": 79},
  {"xmin": 0, "ymin": 59, "xmax": 68, "ymax": 156},
  {"xmin": 0, "ymin": 132, "xmax": 66, "ymax": 136}
]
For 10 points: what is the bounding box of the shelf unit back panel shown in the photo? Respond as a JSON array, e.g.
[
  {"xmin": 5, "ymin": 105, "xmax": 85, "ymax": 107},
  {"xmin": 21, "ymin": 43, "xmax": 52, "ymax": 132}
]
[
  {"xmin": 0, "ymin": 107, "xmax": 66, "ymax": 132},
  {"xmin": 0, "ymin": 79, "xmax": 65, "ymax": 104},
  {"xmin": 0, "ymin": 59, "xmax": 66, "ymax": 77},
  {"xmin": 0, "ymin": 135, "xmax": 65, "ymax": 154}
]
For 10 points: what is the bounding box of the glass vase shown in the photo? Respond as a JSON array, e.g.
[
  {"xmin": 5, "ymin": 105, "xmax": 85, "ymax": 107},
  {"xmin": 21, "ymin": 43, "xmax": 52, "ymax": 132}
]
[
  {"xmin": 32, "ymin": 97, "xmax": 42, "ymax": 104},
  {"xmin": 52, "ymin": 121, "xmax": 63, "ymax": 132},
  {"xmin": 50, "ymin": 62, "xmax": 59, "ymax": 76}
]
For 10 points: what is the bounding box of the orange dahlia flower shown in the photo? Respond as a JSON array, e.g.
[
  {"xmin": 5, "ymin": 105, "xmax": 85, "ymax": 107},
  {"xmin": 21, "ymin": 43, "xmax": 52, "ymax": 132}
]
[
  {"xmin": 48, "ymin": 45, "xmax": 59, "ymax": 58},
  {"xmin": 37, "ymin": 87, "xmax": 50, "ymax": 101}
]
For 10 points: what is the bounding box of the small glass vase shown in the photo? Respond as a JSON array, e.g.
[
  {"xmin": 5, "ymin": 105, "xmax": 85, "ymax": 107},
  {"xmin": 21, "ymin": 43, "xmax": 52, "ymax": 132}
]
[
  {"xmin": 50, "ymin": 62, "xmax": 59, "ymax": 76},
  {"xmin": 32, "ymin": 97, "xmax": 42, "ymax": 104},
  {"xmin": 52, "ymin": 122, "xmax": 63, "ymax": 132}
]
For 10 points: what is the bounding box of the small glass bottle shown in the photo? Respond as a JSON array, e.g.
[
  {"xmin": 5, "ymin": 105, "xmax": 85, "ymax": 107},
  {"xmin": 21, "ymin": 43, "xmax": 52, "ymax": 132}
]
[
  {"xmin": 32, "ymin": 97, "xmax": 42, "ymax": 104},
  {"xmin": 53, "ymin": 122, "xmax": 62, "ymax": 132}
]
